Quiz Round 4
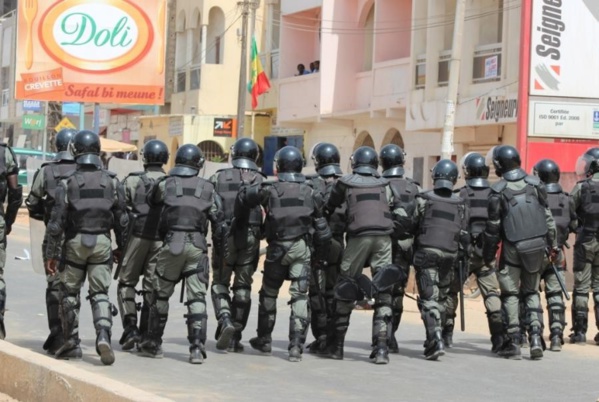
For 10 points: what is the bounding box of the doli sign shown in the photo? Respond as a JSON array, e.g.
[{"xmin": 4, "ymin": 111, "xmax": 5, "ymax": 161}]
[{"xmin": 15, "ymin": 0, "xmax": 166, "ymax": 105}]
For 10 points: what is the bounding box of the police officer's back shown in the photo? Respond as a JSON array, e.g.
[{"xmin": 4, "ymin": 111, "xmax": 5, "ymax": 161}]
[
  {"xmin": 237, "ymin": 146, "xmax": 331, "ymax": 362},
  {"xmin": 44, "ymin": 130, "xmax": 129, "ymax": 365},
  {"xmin": 411, "ymin": 160, "xmax": 469, "ymax": 360},
  {"xmin": 569, "ymin": 148, "xmax": 599, "ymax": 345},
  {"xmin": 326, "ymin": 146, "xmax": 403, "ymax": 365},
  {"xmin": 116, "ymin": 139, "xmax": 168, "ymax": 352},
  {"xmin": 379, "ymin": 144, "xmax": 420, "ymax": 353},
  {"xmin": 482, "ymin": 145, "xmax": 557, "ymax": 360},
  {"xmin": 142, "ymin": 144, "xmax": 221, "ymax": 364},
  {"xmin": 209, "ymin": 138, "xmax": 265, "ymax": 352},
  {"xmin": 532, "ymin": 159, "xmax": 575, "ymax": 351},
  {"xmin": 444, "ymin": 153, "xmax": 503, "ymax": 352},
  {"xmin": 305, "ymin": 142, "xmax": 345, "ymax": 354},
  {"xmin": 25, "ymin": 128, "xmax": 77, "ymax": 355}
]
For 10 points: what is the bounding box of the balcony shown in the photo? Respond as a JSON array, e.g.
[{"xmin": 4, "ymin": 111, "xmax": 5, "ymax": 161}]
[
  {"xmin": 370, "ymin": 58, "xmax": 410, "ymax": 111},
  {"xmin": 472, "ymin": 43, "xmax": 502, "ymax": 84},
  {"xmin": 189, "ymin": 65, "xmax": 201, "ymax": 90},
  {"xmin": 278, "ymin": 73, "xmax": 320, "ymax": 122}
]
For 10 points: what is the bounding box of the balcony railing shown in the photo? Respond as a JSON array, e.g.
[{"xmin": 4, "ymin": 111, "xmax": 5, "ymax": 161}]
[{"xmin": 472, "ymin": 43, "xmax": 502, "ymax": 83}]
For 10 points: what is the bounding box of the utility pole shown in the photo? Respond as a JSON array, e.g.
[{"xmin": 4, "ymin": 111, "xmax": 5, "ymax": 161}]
[
  {"xmin": 236, "ymin": 0, "xmax": 252, "ymax": 139},
  {"xmin": 440, "ymin": 0, "xmax": 466, "ymax": 160}
]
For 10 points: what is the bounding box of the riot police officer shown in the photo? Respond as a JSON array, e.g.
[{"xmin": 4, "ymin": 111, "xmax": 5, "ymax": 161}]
[
  {"xmin": 306, "ymin": 143, "xmax": 345, "ymax": 354},
  {"xmin": 325, "ymin": 146, "xmax": 403, "ymax": 365},
  {"xmin": 142, "ymin": 144, "xmax": 221, "ymax": 364},
  {"xmin": 532, "ymin": 159, "xmax": 575, "ymax": 351},
  {"xmin": 379, "ymin": 144, "xmax": 420, "ymax": 353},
  {"xmin": 44, "ymin": 130, "xmax": 129, "ymax": 365},
  {"xmin": 237, "ymin": 146, "xmax": 331, "ymax": 362},
  {"xmin": 570, "ymin": 148, "xmax": 599, "ymax": 344},
  {"xmin": 209, "ymin": 138, "xmax": 265, "ymax": 353},
  {"xmin": 0, "ymin": 140, "xmax": 23, "ymax": 339},
  {"xmin": 410, "ymin": 160, "xmax": 469, "ymax": 360},
  {"xmin": 116, "ymin": 140, "xmax": 169, "ymax": 351},
  {"xmin": 444, "ymin": 153, "xmax": 503, "ymax": 352},
  {"xmin": 26, "ymin": 128, "xmax": 77, "ymax": 354},
  {"xmin": 482, "ymin": 145, "xmax": 557, "ymax": 360}
]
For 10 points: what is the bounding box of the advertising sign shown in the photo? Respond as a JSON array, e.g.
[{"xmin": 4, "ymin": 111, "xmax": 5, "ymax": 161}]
[
  {"xmin": 22, "ymin": 100, "xmax": 42, "ymax": 112},
  {"xmin": 213, "ymin": 118, "xmax": 235, "ymax": 137},
  {"xmin": 54, "ymin": 117, "xmax": 76, "ymax": 132},
  {"xmin": 22, "ymin": 114, "xmax": 45, "ymax": 130},
  {"xmin": 15, "ymin": 0, "xmax": 167, "ymax": 105},
  {"xmin": 530, "ymin": 0, "xmax": 599, "ymax": 98},
  {"xmin": 62, "ymin": 102, "xmax": 81, "ymax": 116},
  {"xmin": 528, "ymin": 100, "xmax": 599, "ymax": 138}
]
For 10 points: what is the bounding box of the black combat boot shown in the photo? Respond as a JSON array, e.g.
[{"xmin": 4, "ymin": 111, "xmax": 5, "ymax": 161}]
[
  {"xmin": 423, "ymin": 330, "xmax": 445, "ymax": 361},
  {"xmin": 189, "ymin": 328, "xmax": 206, "ymax": 365},
  {"xmin": 307, "ymin": 335, "xmax": 327, "ymax": 355},
  {"xmin": 328, "ymin": 330, "xmax": 346, "ymax": 360},
  {"xmin": 288, "ymin": 334, "xmax": 303, "ymax": 363},
  {"xmin": 228, "ymin": 331, "xmax": 245, "ymax": 353},
  {"xmin": 529, "ymin": 327, "xmax": 545, "ymax": 360},
  {"xmin": 549, "ymin": 329, "xmax": 564, "ymax": 352},
  {"xmin": 216, "ymin": 314, "xmax": 236, "ymax": 351},
  {"xmin": 387, "ymin": 309, "xmax": 402, "ymax": 354},
  {"xmin": 569, "ymin": 310, "xmax": 588, "ymax": 344},
  {"xmin": 139, "ymin": 309, "xmax": 166, "ymax": 358},
  {"xmin": 498, "ymin": 333, "xmax": 522, "ymax": 360},
  {"xmin": 119, "ymin": 315, "xmax": 141, "ymax": 351},
  {"xmin": 488, "ymin": 312, "xmax": 504, "ymax": 354},
  {"xmin": 442, "ymin": 324, "xmax": 454, "ymax": 348},
  {"xmin": 55, "ymin": 294, "xmax": 82, "ymax": 360},
  {"xmin": 491, "ymin": 334, "xmax": 504, "ymax": 354},
  {"xmin": 96, "ymin": 327, "xmax": 115, "ymax": 366},
  {"xmin": 249, "ymin": 335, "xmax": 272, "ymax": 353},
  {"xmin": 370, "ymin": 336, "xmax": 389, "ymax": 365},
  {"xmin": 0, "ymin": 291, "xmax": 6, "ymax": 339}
]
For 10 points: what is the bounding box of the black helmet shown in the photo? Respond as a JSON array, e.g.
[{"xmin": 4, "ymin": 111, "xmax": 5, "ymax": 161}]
[
  {"xmin": 351, "ymin": 146, "xmax": 379, "ymax": 176},
  {"xmin": 431, "ymin": 159, "xmax": 458, "ymax": 190},
  {"xmin": 311, "ymin": 142, "xmax": 342, "ymax": 176},
  {"xmin": 379, "ymin": 144, "xmax": 405, "ymax": 177},
  {"xmin": 576, "ymin": 147, "xmax": 599, "ymax": 177},
  {"xmin": 55, "ymin": 128, "xmax": 77, "ymax": 152},
  {"xmin": 231, "ymin": 138, "xmax": 259, "ymax": 170},
  {"xmin": 276, "ymin": 146, "xmax": 303, "ymax": 174},
  {"xmin": 70, "ymin": 130, "xmax": 102, "ymax": 166},
  {"xmin": 533, "ymin": 159, "xmax": 561, "ymax": 193},
  {"xmin": 169, "ymin": 144, "xmax": 205, "ymax": 176},
  {"xmin": 460, "ymin": 152, "xmax": 489, "ymax": 188},
  {"xmin": 141, "ymin": 139, "xmax": 169, "ymax": 166},
  {"xmin": 486, "ymin": 145, "xmax": 523, "ymax": 179}
]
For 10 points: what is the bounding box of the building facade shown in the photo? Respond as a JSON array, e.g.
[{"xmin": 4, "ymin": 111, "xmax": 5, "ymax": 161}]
[{"xmin": 276, "ymin": 0, "xmax": 518, "ymax": 187}]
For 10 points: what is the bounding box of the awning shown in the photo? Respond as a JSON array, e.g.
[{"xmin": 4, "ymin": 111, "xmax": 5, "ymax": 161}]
[{"xmin": 101, "ymin": 137, "xmax": 137, "ymax": 153}]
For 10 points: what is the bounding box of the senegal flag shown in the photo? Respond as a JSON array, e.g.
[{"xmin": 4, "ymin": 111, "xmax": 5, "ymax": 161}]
[{"xmin": 247, "ymin": 35, "xmax": 271, "ymax": 109}]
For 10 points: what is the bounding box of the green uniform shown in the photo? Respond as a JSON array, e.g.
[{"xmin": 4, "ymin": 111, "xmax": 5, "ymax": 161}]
[
  {"xmin": 45, "ymin": 164, "xmax": 128, "ymax": 360},
  {"xmin": 483, "ymin": 175, "xmax": 556, "ymax": 350},
  {"xmin": 570, "ymin": 173, "xmax": 599, "ymax": 342},
  {"xmin": 144, "ymin": 174, "xmax": 220, "ymax": 361},
  {"xmin": 0, "ymin": 146, "xmax": 20, "ymax": 339},
  {"xmin": 26, "ymin": 157, "xmax": 76, "ymax": 353},
  {"xmin": 116, "ymin": 166, "xmax": 165, "ymax": 349}
]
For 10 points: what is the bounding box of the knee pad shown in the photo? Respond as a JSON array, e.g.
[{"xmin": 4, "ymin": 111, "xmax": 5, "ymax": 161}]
[
  {"xmin": 372, "ymin": 264, "xmax": 406, "ymax": 293},
  {"xmin": 334, "ymin": 277, "xmax": 362, "ymax": 303},
  {"xmin": 417, "ymin": 271, "xmax": 434, "ymax": 300},
  {"xmin": 258, "ymin": 290, "xmax": 277, "ymax": 314}
]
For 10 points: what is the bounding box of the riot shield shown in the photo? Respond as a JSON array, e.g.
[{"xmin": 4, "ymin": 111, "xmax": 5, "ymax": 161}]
[{"xmin": 26, "ymin": 157, "xmax": 48, "ymax": 275}]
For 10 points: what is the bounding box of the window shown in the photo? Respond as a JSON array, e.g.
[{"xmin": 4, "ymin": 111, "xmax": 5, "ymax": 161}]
[
  {"xmin": 1, "ymin": 89, "xmax": 8, "ymax": 107},
  {"xmin": 176, "ymin": 70, "xmax": 186, "ymax": 93},
  {"xmin": 190, "ymin": 67, "xmax": 200, "ymax": 90},
  {"xmin": 415, "ymin": 55, "xmax": 426, "ymax": 89},
  {"xmin": 472, "ymin": 45, "xmax": 502, "ymax": 83},
  {"xmin": 438, "ymin": 51, "xmax": 451, "ymax": 87},
  {"xmin": 0, "ymin": 67, "xmax": 8, "ymax": 90}
]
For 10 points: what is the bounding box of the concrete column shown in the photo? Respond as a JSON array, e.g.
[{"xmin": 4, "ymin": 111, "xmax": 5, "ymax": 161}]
[{"xmin": 200, "ymin": 24, "xmax": 208, "ymax": 64}]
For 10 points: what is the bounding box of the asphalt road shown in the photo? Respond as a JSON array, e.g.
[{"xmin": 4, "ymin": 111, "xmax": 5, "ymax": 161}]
[{"xmin": 3, "ymin": 218, "xmax": 599, "ymax": 402}]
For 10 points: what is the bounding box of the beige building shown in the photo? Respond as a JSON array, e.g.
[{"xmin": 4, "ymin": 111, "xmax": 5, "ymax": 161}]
[{"xmin": 138, "ymin": 0, "xmax": 275, "ymax": 168}]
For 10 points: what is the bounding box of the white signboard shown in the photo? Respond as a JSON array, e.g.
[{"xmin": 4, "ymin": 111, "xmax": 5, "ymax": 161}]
[
  {"xmin": 484, "ymin": 55, "xmax": 498, "ymax": 79},
  {"xmin": 528, "ymin": 100, "xmax": 599, "ymax": 138},
  {"xmin": 530, "ymin": 0, "xmax": 599, "ymax": 98}
]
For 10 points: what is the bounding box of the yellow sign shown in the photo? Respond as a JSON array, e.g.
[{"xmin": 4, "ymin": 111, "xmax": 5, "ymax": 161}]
[{"xmin": 54, "ymin": 117, "xmax": 76, "ymax": 132}]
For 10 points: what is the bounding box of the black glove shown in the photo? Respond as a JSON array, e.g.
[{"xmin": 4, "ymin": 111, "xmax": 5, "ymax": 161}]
[{"xmin": 548, "ymin": 246, "xmax": 559, "ymax": 263}]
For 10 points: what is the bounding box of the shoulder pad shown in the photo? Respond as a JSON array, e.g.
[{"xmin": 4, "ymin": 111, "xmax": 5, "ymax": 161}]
[
  {"xmin": 491, "ymin": 180, "xmax": 507, "ymax": 193},
  {"xmin": 40, "ymin": 161, "xmax": 56, "ymax": 168},
  {"xmin": 524, "ymin": 175, "xmax": 541, "ymax": 186},
  {"xmin": 306, "ymin": 173, "xmax": 319, "ymax": 180},
  {"xmin": 339, "ymin": 174, "xmax": 389, "ymax": 188},
  {"xmin": 215, "ymin": 167, "xmax": 232, "ymax": 174},
  {"xmin": 103, "ymin": 169, "xmax": 117, "ymax": 178},
  {"xmin": 262, "ymin": 180, "xmax": 276, "ymax": 186},
  {"xmin": 416, "ymin": 190, "xmax": 433, "ymax": 199}
]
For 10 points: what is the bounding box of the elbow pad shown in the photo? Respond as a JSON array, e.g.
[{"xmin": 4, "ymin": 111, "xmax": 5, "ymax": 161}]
[{"xmin": 313, "ymin": 217, "xmax": 332, "ymax": 245}]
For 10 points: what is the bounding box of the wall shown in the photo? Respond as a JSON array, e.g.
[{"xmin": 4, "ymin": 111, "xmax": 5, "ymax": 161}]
[
  {"xmin": 282, "ymin": 0, "xmax": 323, "ymax": 15},
  {"xmin": 280, "ymin": 11, "xmax": 321, "ymax": 78},
  {"xmin": 374, "ymin": 0, "xmax": 412, "ymax": 63}
]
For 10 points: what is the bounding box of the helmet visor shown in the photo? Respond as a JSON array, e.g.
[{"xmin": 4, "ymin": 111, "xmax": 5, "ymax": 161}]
[
  {"xmin": 459, "ymin": 152, "xmax": 475, "ymax": 176},
  {"xmin": 576, "ymin": 154, "xmax": 594, "ymax": 177},
  {"xmin": 485, "ymin": 147, "xmax": 498, "ymax": 168}
]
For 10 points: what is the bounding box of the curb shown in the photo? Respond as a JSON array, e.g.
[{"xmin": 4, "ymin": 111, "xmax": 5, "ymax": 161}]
[{"xmin": 0, "ymin": 341, "xmax": 173, "ymax": 402}]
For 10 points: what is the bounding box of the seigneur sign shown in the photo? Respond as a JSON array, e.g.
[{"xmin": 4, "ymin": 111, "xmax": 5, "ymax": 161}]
[{"xmin": 15, "ymin": 0, "xmax": 166, "ymax": 105}]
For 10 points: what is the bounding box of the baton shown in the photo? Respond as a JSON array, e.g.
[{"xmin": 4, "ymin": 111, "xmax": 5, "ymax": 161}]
[
  {"xmin": 458, "ymin": 258, "xmax": 466, "ymax": 332},
  {"xmin": 546, "ymin": 250, "xmax": 570, "ymax": 301}
]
